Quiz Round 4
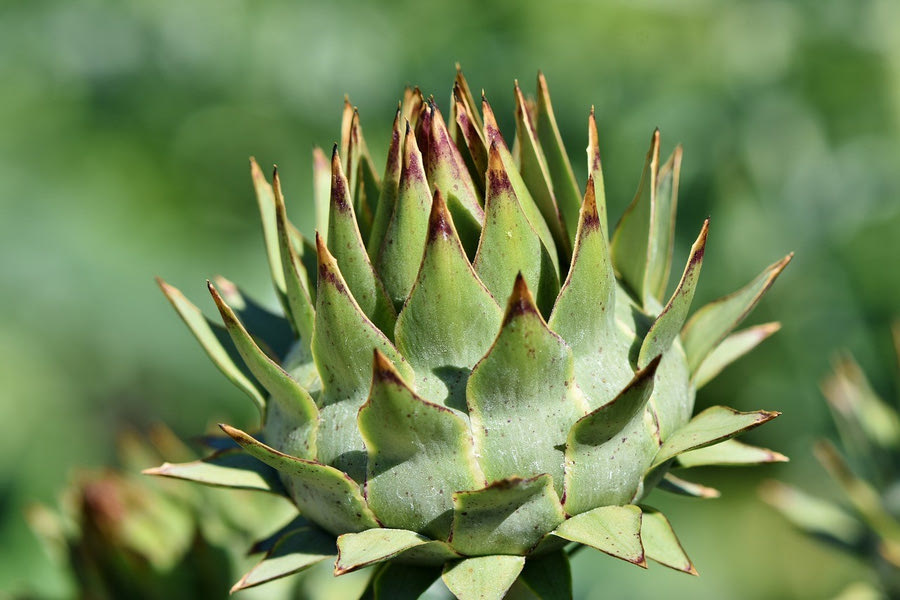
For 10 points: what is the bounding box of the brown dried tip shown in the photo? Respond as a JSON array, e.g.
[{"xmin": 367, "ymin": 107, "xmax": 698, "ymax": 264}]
[
  {"xmin": 330, "ymin": 146, "xmax": 351, "ymax": 212},
  {"xmin": 249, "ymin": 156, "xmax": 265, "ymax": 180},
  {"xmin": 481, "ymin": 96, "xmax": 503, "ymax": 147},
  {"xmin": 371, "ymin": 348, "xmax": 404, "ymax": 385},
  {"xmin": 580, "ymin": 176, "xmax": 601, "ymax": 232},
  {"xmin": 426, "ymin": 189, "xmax": 455, "ymax": 243},
  {"xmin": 486, "ymin": 142, "xmax": 513, "ymax": 196},
  {"xmin": 689, "ymin": 219, "xmax": 710, "ymax": 266},
  {"xmin": 207, "ymin": 281, "xmax": 237, "ymax": 327},
  {"xmin": 504, "ymin": 272, "xmax": 539, "ymax": 322}
]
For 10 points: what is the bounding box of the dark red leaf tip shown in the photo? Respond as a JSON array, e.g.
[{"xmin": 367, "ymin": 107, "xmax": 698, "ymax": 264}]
[{"xmin": 427, "ymin": 190, "xmax": 455, "ymax": 243}]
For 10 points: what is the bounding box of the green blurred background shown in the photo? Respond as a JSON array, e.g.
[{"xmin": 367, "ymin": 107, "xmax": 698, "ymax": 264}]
[{"xmin": 2, "ymin": 0, "xmax": 899, "ymax": 597}]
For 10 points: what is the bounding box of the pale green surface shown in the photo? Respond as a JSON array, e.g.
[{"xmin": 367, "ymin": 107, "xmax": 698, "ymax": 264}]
[
  {"xmin": 639, "ymin": 507, "xmax": 694, "ymax": 574},
  {"xmin": 676, "ymin": 438, "xmax": 786, "ymax": 468},
  {"xmin": 393, "ymin": 194, "xmax": 502, "ymax": 411},
  {"xmin": 449, "ymin": 475, "xmax": 565, "ymax": 556},
  {"xmin": 145, "ymin": 449, "xmax": 285, "ymax": 494},
  {"xmin": 693, "ymin": 323, "xmax": 781, "ymax": 389},
  {"xmin": 376, "ymin": 125, "xmax": 431, "ymax": 309},
  {"xmin": 336, "ymin": 528, "xmax": 432, "ymax": 573},
  {"xmin": 682, "ymin": 255, "xmax": 792, "ymax": 372},
  {"xmin": 467, "ymin": 279, "xmax": 584, "ymax": 494},
  {"xmin": 652, "ymin": 406, "xmax": 778, "ymax": 469},
  {"xmin": 235, "ymin": 527, "xmax": 335, "ymax": 592},
  {"xmin": 563, "ymin": 358, "xmax": 659, "ymax": 514},
  {"xmin": 554, "ymin": 505, "xmax": 644, "ymax": 565},
  {"xmin": 211, "ymin": 283, "xmax": 319, "ymax": 459},
  {"xmin": 473, "ymin": 148, "xmax": 560, "ymax": 314},
  {"xmin": 358, "ymin": 354, "xmax": 483, "ymax": 540},
  {"xmin": 311, "ymin": 240, "xmax": 412, "ymax": 480},
  {"xmin": 222, "ymin": 425, "xmax": 380, "ymax": 535},
  {"xmin": 442, "ymin": 555, "xmax": 525, "ymax": 600},
  {"xmin": 325, "ymin": 153, "xmax": 396, "ymax": 335}
]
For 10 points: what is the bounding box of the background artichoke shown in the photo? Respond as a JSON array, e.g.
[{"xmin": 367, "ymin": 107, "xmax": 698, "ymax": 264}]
[
  {"xmin": 762, "ymin": 322, "xmax": 900, "ymax": 600},
  {"xmin": 148, "ymin": 70, "xmax": 791, "ymax": 599}
]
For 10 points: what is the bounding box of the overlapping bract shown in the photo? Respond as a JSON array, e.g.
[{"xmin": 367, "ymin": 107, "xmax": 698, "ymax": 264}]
[
  {"xmin": 150, "ymin": 69, "xmax": 790, "ymax": 599},
  {"xmin": 762, "ymin": 322, "xmax": 900, "ymax": 599}
]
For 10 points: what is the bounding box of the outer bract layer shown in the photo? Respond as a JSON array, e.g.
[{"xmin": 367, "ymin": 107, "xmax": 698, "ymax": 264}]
[{"xmin": 151, "ymin": 69, "xmax": 791, "ymax": 599}]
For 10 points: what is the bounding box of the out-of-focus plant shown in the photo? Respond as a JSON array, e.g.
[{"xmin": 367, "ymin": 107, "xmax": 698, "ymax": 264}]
[
  {"xmin": 27, "ymin": 426, "xmax": 302, "ymax": 599},
  {"xmin": 762, "ymin": 322, "xmax": 900, "ymax": 599}
]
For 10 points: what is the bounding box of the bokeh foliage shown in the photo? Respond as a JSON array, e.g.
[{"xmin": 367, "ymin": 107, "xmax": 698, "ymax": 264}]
[{"xmin": 1, "ymin": 0, "xmax": 898, "ymax": 597}]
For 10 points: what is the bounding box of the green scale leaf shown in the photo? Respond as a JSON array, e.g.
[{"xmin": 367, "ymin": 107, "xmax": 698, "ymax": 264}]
[
  {"xmin": 644, "ymin": 147, "xmax": 682, "ymax": 303},
  {"xmin": 335, "ymin": 528, "xmax": 459, "ymax": 575},
  {"xmin": 650, "ymin": 405, "xmax": 780, "ymax": 470},
  {"xmin": 212, "ymin": 274, "xmax": 295, "ymax": 360},
  {"xmin": 473, "ymin": 144, "xmax": 560, "ymax": 316},
  {"xmin": 442, "ymin": 555, "xmax": 525, "ymax": 600},
  {"xmin": 250, "ymin": 157, "xmax": 290, "ymax": 317},
  {"xmin": 220, "ymin": 424, "xmax": 380, "ymax": 536},
  {"xmin": 693, "ymin": 322, "xmax": 782, "ymax": 388},
  {"xmin": 610, "ymin": 130, "xmax": 675, "ymax": 307},
  {"xmin": 448, "ymin": 474, "xmax": 566, "ymax": 556},
  {"xmin": 513, "ymin": 81, "xmax": 571, "ymax": 260},
  {"xmin": 327, "ymin": 147, "xmax": 396, "ymax": 335},
  {"xmin": 467, "ymin": 274, "xmax": 588, "ymax": 495},
  {"xmin": 547, "ymin": 179, "xmax": 635, "ymax": 409},
  {"xmin": 586, "ymin": 108, "xmax": 609, "ymax": 242},
  {"xmin": 394, "ymin": 190, "xmax": 502, "ymax": 411},
  {"xmin": 658, "ymin": 473, "xmax": 721, "ymax": 499},
  {"xmin": 535, "ymin": 72, "xmax": 583, "ymax": 249},
  {"xmin": 638, "ymin": 219, "xmax": 708, "ymax": 368},
  {"xmin": 482, "ymin": 97, "xmax": 560, "ymax": 281},
  {"xmin": 143, "ymin": 448, "xmax": 286, "ymax": 495},
  {"xmin": 420, "ymin": 101, "xmax": 484, "ymax": 257},
  {"xmin": 682, "ymin": 253, "xmax": 793, "ymax": 373},
  {"xmin": 209, "ymin": 282, "xmax": 319, "ymax": 460},
  {"xmin": 553, "ymin": 504, "xmax": 646, "ymax": 566},
  {"xmin": 157, "ymin": 278, "xmax": 265, "ymax": 416},
  {"xmin": 509, "ymin": 550, "xmax": 572, "ymax": 600},
  {"xmin": 312, "ymin": 147, "xmax": 331, "ymax": 245},
  {"xmin": 676, "ymin": 438, "xmax": 787, "ymax": 468},
  {"xmin": 311, "ymin": 234, "xmax": 414, "ymax": 481},
  {"xmin": 273, "ymin": 170, "xmax": 315, "ymax": 350},
  {"xmin": 367, "ymin": 107, "xmax": 403, "ymax": 260},
  {"xmin": 563, "ymin": 357, "xmax": 661, "ymax": 515},
  {"xmin": 375, "ymin": 122, "xmax": 433, "ymax": 311},
  {"xmin": 639, "ymin": 507, "xmax": 696, "ymax": 574},
  {"xmin": 358, "ymin": 350, "xmax": 484, "ymax": 540},
  {"xmin": 232, "ymin": 526, "xmax": 336, "ymax": 592},
  {"xmin": 361, "ymin": 563, "xmax": 443, "ymax": 600},
  {"xmin": 452, "ymin": 91, "xmax": 487, "ymax": 196}
]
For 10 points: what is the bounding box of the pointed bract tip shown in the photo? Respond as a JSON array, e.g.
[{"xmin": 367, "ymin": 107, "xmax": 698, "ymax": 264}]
[
  {"xmin": 331, "ymin": 144, "xmax": 341, "ymax": 166},
  {"xmin": 230, "ymin": 578, "xmax": 248, "ymax": 594},
  {"xmin": 427, "ymin": 189, "xmax": 455, "ymax": 243},
  {"xmin": 371, "ymin": 348, "xmax": 406, "ymax": 386},
  {"xmin": 250, "ymin": 156, "xmax": 266, "ymax": 180},
  {"xmin": 141, "ymin": 463, "xmax": 168, "ymax": 476},
  {"xmin": 504, "ymin": 273, "xmax": 539, "ymax": 321},
  {"xmin": 314, "ymin": 231, "xmax": 333, "ymax": 265},
  {"xmin": 580, "ymin": 178, "xmax": 601, "ymax": 231},
  {"xmin": 641, "ymin": 353, "xmax": 663, "ymax": 376}
]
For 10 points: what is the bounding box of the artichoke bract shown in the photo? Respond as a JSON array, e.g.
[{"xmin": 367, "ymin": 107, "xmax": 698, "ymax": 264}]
[{"xmin": 149, "ymin": 69, "xmax": 792, "ymax": 599}]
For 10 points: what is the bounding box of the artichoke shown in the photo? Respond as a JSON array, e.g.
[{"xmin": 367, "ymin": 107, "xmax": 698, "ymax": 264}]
[
  {"xmin": 150, "ymin": 69, "xmax": 791, "ymax": 599},
  {"xmin": 762, "ymin": 322, "xmax": 900, "ymax": 599}
]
